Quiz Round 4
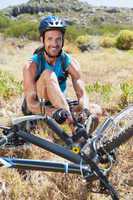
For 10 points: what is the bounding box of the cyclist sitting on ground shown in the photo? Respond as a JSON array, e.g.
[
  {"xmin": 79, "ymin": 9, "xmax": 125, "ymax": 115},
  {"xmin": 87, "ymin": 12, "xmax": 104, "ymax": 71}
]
[{"xmin": 22, "ymin": 15, "xmax": 102, "ymax": 131}]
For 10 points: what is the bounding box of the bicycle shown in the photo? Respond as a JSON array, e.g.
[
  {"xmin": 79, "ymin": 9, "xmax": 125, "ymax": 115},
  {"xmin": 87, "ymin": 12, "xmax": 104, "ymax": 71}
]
[{"xmin": 0, "ymin": 100, "xmax": 133, "ymax": 200}]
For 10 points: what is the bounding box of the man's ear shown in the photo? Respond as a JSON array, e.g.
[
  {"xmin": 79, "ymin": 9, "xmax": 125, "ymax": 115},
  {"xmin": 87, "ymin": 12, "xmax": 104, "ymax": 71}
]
[{"xmin": 40, "ymin": 36, "xmax": 44, "ymax": 44}]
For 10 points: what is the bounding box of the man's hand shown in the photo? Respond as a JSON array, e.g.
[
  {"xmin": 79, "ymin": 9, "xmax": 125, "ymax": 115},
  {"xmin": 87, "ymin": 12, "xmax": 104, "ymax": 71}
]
[
  {"xmin": 52, "ymin": 108, "xmax": 75, "ymax": 133},
  {"xmin": 52, "ymin": 108, "xmax": 73, "ymax": 124}
]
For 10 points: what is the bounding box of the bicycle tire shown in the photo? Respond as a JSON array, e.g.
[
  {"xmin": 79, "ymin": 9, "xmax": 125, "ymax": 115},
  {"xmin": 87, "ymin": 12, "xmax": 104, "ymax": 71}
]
[
  {"xmin": 98, "ymin": 125, "xmax": 133, "ymax": 153},
  {"xmin": 96, "ymin": 105, "xmax": 133, "ymax": 151}
]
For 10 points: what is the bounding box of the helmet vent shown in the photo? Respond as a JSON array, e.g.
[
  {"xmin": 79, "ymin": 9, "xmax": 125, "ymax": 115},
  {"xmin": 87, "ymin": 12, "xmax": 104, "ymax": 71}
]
[{"xmin": 49, "ymin": 22, "xmax": 53, "ymax": 25}]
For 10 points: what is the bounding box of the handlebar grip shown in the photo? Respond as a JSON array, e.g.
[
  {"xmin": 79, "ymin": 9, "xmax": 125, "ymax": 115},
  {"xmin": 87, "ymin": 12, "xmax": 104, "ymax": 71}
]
[{"xmin": 45, "ymin": 116, "xmax": 73, "ymax": 146}]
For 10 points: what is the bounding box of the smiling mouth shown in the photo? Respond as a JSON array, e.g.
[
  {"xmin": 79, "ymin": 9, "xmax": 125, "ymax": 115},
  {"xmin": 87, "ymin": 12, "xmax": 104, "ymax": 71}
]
[
  {"xmin": 51, "ymin": 47, "xmax": 59, "ymax": 50},
  {"xmin": 51, "ymin": 48, "xmax": 58, "ymax": 50}
]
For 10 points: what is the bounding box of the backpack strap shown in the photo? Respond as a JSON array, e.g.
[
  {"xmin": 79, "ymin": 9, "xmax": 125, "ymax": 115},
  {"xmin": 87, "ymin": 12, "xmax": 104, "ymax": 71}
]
[
  {"xmin": 33, "ymin": 46, "xmax": 45, "ymax": 55},
  {"xmin": 58, "ymin": 52, "xmax": 69, "ymax": 84}
]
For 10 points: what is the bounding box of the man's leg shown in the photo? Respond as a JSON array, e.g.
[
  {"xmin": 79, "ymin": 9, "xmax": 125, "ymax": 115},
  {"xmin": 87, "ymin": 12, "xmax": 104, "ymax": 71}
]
[
  {"xmin": 36, "ymin": 70, "xmax": 69, "ymax": 113},
  {"xmin": 36, "ymin": 70, "xmax": 74, "ymax": 132}
]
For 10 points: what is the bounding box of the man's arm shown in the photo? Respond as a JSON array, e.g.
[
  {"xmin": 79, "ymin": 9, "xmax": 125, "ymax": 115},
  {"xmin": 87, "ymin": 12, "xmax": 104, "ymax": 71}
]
[
  {"xmin": 67, "ymin": 58, "xmax": 89, "ymax": 110},
  {"xmin": 23, "ymin": 62, "xmax": 73, "ymax": 118},
  {"xmin": 23, "ymin": 62, "xmax": 41, "ymax": 114}
]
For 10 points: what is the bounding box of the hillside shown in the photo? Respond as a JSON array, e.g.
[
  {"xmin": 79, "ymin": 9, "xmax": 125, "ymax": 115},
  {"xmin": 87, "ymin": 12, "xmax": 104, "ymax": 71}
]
[{"xmin": 3, "ymin": 0, "xmax": 133, "ymax": 28}]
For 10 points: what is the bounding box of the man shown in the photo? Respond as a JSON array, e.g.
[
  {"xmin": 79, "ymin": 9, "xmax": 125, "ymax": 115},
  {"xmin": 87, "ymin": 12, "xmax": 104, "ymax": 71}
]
[{"xmin": 22, "ymin": 16, "xmax": 100, "ymax": 130}]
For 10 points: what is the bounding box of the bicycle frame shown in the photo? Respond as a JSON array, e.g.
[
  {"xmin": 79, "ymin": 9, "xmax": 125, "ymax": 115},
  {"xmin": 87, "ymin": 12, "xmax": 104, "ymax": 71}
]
[
  {"xmin": 0, "ymin": 121, "xmax": 119, "ymax": 200},
  {"xmin": 0, "ymin": 136, "xmax": 92, "ymax": 179},
  {"xmin": 0, "ymin": 157, "xmax": 90, "ymax": 174},
  {"xmin": 0, "ymin": 115, "xmax": 92, "ymax": 176},
  {"xmin": 0, "ymin": 113, "xmax": 119, "ymax": 174}
]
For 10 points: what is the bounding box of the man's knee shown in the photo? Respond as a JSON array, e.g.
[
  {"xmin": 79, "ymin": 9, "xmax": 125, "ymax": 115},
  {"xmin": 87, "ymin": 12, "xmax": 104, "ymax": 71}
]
[{"xmin": 40, "ymin": 70, "xmax": 58, "ymax": 83}]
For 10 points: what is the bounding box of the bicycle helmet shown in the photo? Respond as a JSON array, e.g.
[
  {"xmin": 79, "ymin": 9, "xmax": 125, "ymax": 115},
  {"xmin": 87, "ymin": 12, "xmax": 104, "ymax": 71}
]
[{"xmin": 39, "ymin": 15, "xmax": 66, "ymax": 36}]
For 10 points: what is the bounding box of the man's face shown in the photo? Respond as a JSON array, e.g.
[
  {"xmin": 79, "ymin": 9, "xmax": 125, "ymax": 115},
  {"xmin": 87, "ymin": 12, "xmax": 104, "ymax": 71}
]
[{"xmin": 44, "ymin": 29, "xmax": 63, "ymax": 57}]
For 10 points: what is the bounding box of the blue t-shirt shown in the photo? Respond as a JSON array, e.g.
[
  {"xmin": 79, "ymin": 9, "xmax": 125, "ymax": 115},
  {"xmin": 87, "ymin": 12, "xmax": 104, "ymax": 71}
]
[{"xmin": 31, "ymin": 50, "xmax": 72, "ymax": 93}]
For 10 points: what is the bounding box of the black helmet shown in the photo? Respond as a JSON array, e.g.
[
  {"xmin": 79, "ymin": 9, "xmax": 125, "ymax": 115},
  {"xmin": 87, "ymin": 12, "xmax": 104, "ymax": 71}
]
[{"xmin": 39, "ymin": 15, "xmax": 66, "ymax": 36}]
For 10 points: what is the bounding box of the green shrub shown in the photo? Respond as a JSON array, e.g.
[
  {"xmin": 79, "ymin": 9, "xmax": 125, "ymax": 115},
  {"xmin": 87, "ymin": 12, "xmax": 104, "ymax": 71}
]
[
  {"xmin": 98, "ymin": 24, "xmax": 122, "ymax": 35},
  {"xmin": 0, "ymin": 70, "xmax": 22, "ymax": 99},
  {"xmin": 0, "ymin": 13, "xmax": 11, "ymax": 31},
  {"xmin": 76, "ymin": 34, "xmax": 90, "ymax": 47},
  {"xmin": 119, "ymin": 81, "xmax": 133, "ymax": 108},
  {"xmin": 91, "ymin": 16, "xmax": 101, "ymax": 25},
  {"xmin": 87, "ymin": 24, "xmax": 122, "ymax": 36},
  {"xmin": 100, "ymin": 36, "xmax": 116, "ymax": 48},
  {"xmin": 65, "ymin": 25, "xmax": 87, "ymax": 42},
  {"xmin": 4, "ymin": 20, "xmax": 39, "ymax": 40},
  {"xmin": 116, "ymin": 30, "xmax": 133, "ymax": 50},
  {"xmin": 27, "ymin": 30, "xmax": 39, "ymax": 40},
  {"xmin": 85, "ymin": 81, "xmax": 113, "ymax": 101},
  {"xmin": 86, "ymin": 24, "xmax": 133, "ymax": 36}
]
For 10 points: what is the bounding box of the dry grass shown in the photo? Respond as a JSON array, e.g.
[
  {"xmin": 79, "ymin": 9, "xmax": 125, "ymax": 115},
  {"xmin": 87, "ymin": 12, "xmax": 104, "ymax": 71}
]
[
  {"xmin": 0, "ymin": 36, "xmax": 133, "ymax": 199},
  {"xmin": 0, "ymin": 143, "xmax": 132, "ymax": 200},
  {"xmin": 76, "ymin": 48, "xmax": 133, "ymax": 85}
]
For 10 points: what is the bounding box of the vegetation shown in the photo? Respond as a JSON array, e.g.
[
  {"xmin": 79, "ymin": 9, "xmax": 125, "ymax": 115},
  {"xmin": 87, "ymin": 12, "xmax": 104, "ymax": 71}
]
[
  {"xmin": 0, "ymin": 12, "xmax": 11, "ymax": 30},
  {"xmin": 76, "ymin": 34, "xmax": 91, "ymax": 47},
  {"xmin": 85, "ymin": 82, "xmax": 113, "ymax": 102},
  {"xmin": 0, "ymin": 70, "xmax": 22, "ymax": 99},
  {"xmin": 100, "ymin": 36, "xmax": 116, "ymax": 48},
  {"xmin": 4, "ymin": 20, "xmax": 39, "ymax": 40},
  {"xmin": 116, "ymin": 30, "xmax": 133, "ymax": 50},
  {"xmin": 0, "ymin": 13, "xmax": 38, "ymax": 40},
  {"xmin": 0, "ymin": 12, "xmax": 133, "ymax": 46},
  {"xmin": 119, "ymin": 80, "xmax": 133, "ymax": 108},
  {"xmin": 83, "ymin": 23, "xmax": 133, "ymax": 36},
  {"xmin": 65, "ymin": 25, "xmax": 88, "ymax": 42},
  {"xmin": 0, "ymin": 70, "xmax": 132, "ymax": 109},
  {"xmin": 85, "ymin": 80, "xmax": 133, "ymax": 110}
]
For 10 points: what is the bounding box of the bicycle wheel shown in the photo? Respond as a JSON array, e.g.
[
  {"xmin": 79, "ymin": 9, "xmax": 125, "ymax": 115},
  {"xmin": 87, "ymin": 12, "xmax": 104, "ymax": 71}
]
[
  {"xmin": 96, "ymin": 105, "xmax": 133, "ymax": 152},
  {"xmin": 98, "ymin": 125, "xmax": 133, "ymax": 153}
]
